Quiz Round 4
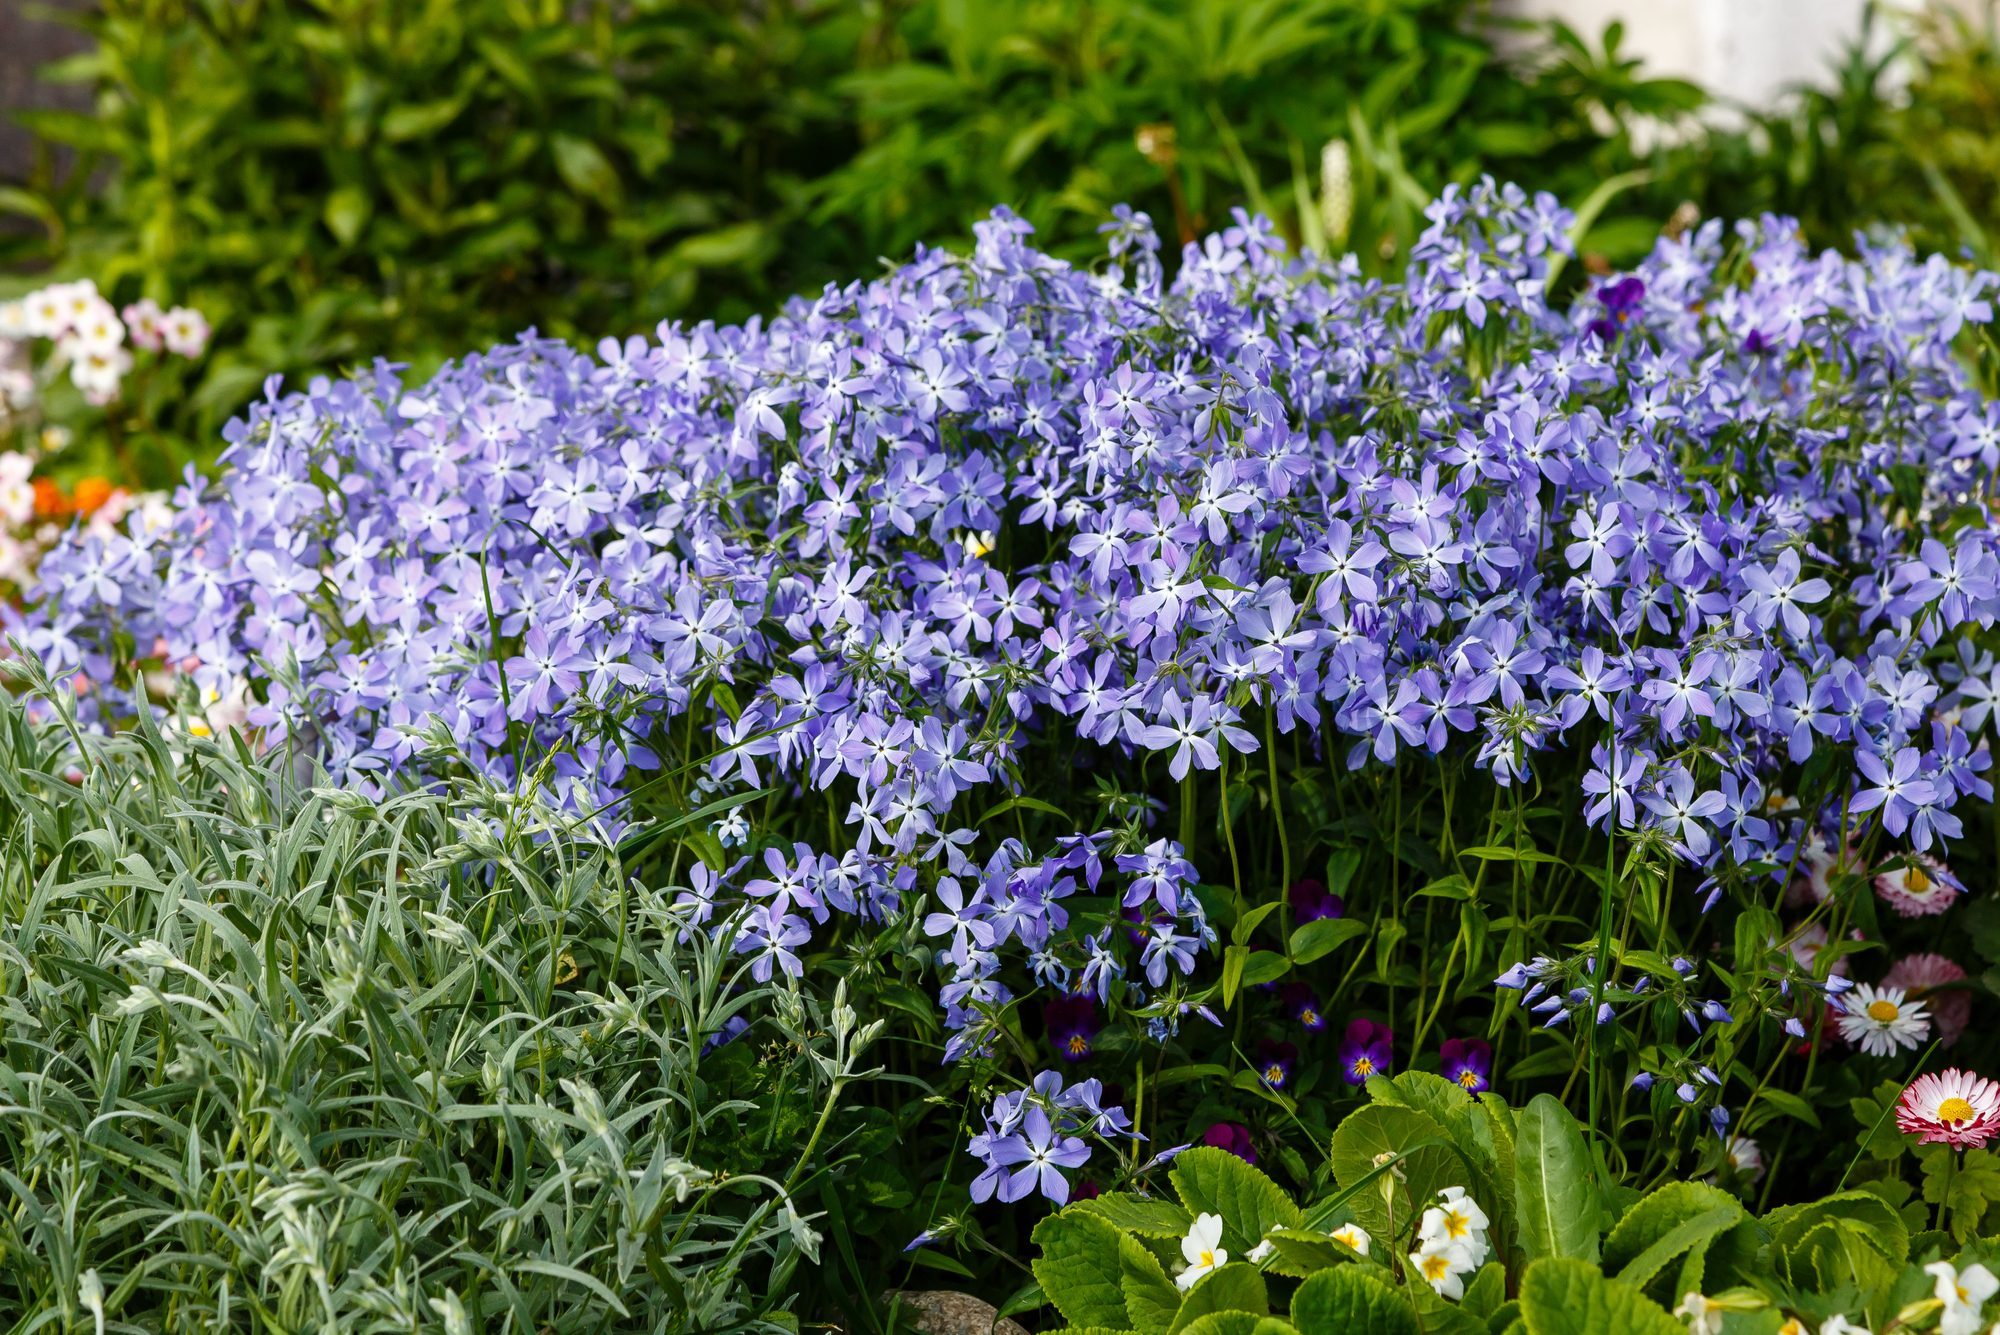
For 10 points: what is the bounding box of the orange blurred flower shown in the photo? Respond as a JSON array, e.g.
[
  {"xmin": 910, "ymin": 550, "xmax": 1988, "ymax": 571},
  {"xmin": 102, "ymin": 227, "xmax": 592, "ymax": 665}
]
[
  {"xmin": 72, "ymin": 476, "xmax": 117, "ymax": 515},
  {"xmin": 32, "ymin": 478, "xmax": 67, "ymax": 519}
]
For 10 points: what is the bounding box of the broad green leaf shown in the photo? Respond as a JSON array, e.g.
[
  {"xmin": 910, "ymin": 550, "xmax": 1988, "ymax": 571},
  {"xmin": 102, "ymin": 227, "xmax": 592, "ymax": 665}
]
[
  {"xmin": 1258, "ymin": 1227, "xmax": 1358, "ymax": 1277},
  {"xmin": 1516, "ymin": 1257, "xmax": 1682, "ymax": 1335},
  {"xmin": 1289, "ymin": 1266, "xmax": 1420, "ymax": 1335},
  {"xmin": 1169, "ymin": 1148, "xmax": 1302, "ymax": 1253},
  {"xmin": 1765, "ymin": 1189, "xmax": 1908, "ymax": 1268},
  {"xmin": 1289, "ymin": 917, "xmax": 1366, "ymax": 965},
  {"xmin": 1167, "ymin": 1317, "xmax": 1260, "ymax": 1335},
  {"xmin": 1604, "ymin": 1182, "xmax": 1743, "ymax": 1277},
  {"xmin": 1609, "ymin": 1204, "xmax": 1740, "ymax": 1296},
  {"xmin": 1515, "ymin": 1094, "xmax": 1599, "ymax": 1263},
  {"xmin": 1032, "ymin": 1210, "xmax": 1130, "ymax": 1331},
  {"xmin": 1328, "ymin": 1105, "xmax": 1457, "ymax": 1241},
  {"xmin": 1076, "ymin": 1193, "xmax": 1193, "ymax": 1237},
  {"xmin": 1167, "ymin": 1263, "xmax": 1266, "ymax": 1332},
  {"xmin": 1120, "ymin": 1233, "xmax": 1182, "ymax": 1335},
  {"xmin": 1796, "ymin": 1219, "xmax": 1898, "ymax": 1296}
]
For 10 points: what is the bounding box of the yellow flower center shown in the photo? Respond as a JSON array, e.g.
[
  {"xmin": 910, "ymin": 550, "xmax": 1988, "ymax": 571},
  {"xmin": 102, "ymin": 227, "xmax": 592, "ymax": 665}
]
[
  {"xmin": 1264, "ymin": 1064, "xmax": 1287, "ymax": 1086},
  {"xmin": 1352, "ymin": 1057, "xmax": 1374, "ymax": 1077},
  {"xmin": 1299, "ymin": 1008, "xmax": 1319, "ymax": 1027},
  {"xmin": 1907, "ymin": 866, "xmax": 1933, "ymax": 894},
  {"xmin": 1939, "ymin": 1096, "xmax": 1977, "ymax": 1126},
  {"xmin": 1444, "ymin": 1210, "xmax": 1471, "ymax": 1239},
  {"xmin": 1066, "ymin": 1034, "xmax": 1090, "ymax": 1057},
  {"xmin": 1197, "ymin": 1249, "xmax": 1215, "ymax": 1269},
  {"xmin": 1456, "ymin": 1069, "xmax": 1481, "ymax": 1089},
  {"xmin": 1866, "ymin": 999, "xmax": 1900, "ymax": 1023},
  {"xmin": 1421, "ymin": 1254, "xmax": 1451, "ymax": 1281}
]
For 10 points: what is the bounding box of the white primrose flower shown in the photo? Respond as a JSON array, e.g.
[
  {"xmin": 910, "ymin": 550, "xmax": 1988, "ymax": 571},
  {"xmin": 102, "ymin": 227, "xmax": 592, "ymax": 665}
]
[
  {"xmin": 1418, "ymin": 1185, "xmax": 1490, "ymax": 1268},
  {"xmin": 1929, "ymin": 1260, "xmax": 1999, "ymax": 1335},
  {"xmin": 1328, "ymin": 1222, "xmax": 1370, "ymax": 1256},
  {"xmin": 1408, "ymin": 1238, "xmax": 1471, "ymax": 1300},
  {"xmin": 1176, "ymin": 1212, "xmax": 1227, "ymax": 1291}
]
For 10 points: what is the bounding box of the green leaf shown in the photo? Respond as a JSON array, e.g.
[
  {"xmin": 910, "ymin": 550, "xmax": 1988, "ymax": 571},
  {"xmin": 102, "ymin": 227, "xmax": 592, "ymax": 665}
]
[
  {"xmin": 1849, "ymin": 1080, "xmax": 1911, "ymax": 1160},
  {"xmin": 1256, "ymin": 1228, "xmax": 1353, "ymax": 1278},
  {"xmin": 380, "ymin": 96, "xmax": 467, "ymax": 142},
  {"xmin": 1516, "ymin": 1258, "xmax": 1682, "ymax": 1335},
  {"xmin": 1289, "ymin": 1266, "xmax": 1420, "ymax": 1334},
  {"xmin": 323, "ymin": 186, "xmax": 371, "ymax": 247},
  {"xmin": 1921, "ymin": 1148, "xmax": 2000, "ymax": 1244},
  {"xmin": 1328, "ymin": 1105, "xmax": 1457, "ymax": 1241},
  {"xmin": 1765, "ymin": 1189, "xmax": 1909, "ymax": 1268},
  {"xmin": 1752, "ymin": 1088, "xmax": 1821, "ymax": 1130},
  {"xmin": 1608, "ymin": 1204, "xmax": 1740, "ymax": 1295},
  {"xmin": 550, "ymin": 133, "xmax": 622, "ymax": 204},
  {"xmin": 1120, "ymin": 1233, "xmax": 1182, "ymax": 1335},
  {"xmin": 1166, "ymin": 1317, "xmax": 1259, "ymax": 1335},
  {"xmin": 1515, "ymin": 1094, "xmax": 1599, "ymax": 1263},
  {"xmin": 1169, "ymin": 1149, "xmax": 1302, "ymax": 1254},
  {"xmin": 1167, "ymin": 1264, "xmax": 1265, "ymax": 1331},
  {"xmin": 1076, "ymin": 1193, "xmax": 1193, "ymax": 1238},
  {"xmin": 1289, "ymin": 917, "xmax": 1366, "ymax": 965},
  {"xmin": 1604, "ymin": 1182, "xmax": 1743, "ymax": 1278},
  {"xmin": 1032, "ymin": 1210, "xmax": 1131, "ymax": 1331}
]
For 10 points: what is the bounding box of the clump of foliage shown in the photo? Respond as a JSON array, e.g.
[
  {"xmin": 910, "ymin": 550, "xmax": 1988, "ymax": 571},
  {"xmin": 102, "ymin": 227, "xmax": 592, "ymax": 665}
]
[
  {"xmin": 3, "ymin": 0, "xmax": 1703, "ymax": 484},
  {"xmin": 18, "ymin": 177, "xmax": 2000, "ymax": 1302},
  {"xmin": 0, "ymin": 658, "xmax": 885, "ymax": 1331},
  {"xmin": 1026, "ymin": 1073, "xmax": 2000, "ymax": 1335}
]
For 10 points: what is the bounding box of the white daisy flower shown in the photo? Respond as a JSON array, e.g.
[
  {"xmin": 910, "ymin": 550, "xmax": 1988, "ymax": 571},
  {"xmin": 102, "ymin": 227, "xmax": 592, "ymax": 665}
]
[{"xmin": 1834, "ymin": 982, "xmax": 1930, "ymax": 1057}]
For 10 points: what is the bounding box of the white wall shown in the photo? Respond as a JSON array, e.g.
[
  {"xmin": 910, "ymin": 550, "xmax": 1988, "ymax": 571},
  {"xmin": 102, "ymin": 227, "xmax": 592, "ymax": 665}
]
[{"xmin": 1498, "ymin": 0, "xmax": 1965, "ymax": 111}]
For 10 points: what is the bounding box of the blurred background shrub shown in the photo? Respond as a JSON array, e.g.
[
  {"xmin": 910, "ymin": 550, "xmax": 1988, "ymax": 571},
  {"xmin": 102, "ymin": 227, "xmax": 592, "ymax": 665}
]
[{"xmin": 2, "ymin": 0, "xmax": 1999, "ymax": 486}]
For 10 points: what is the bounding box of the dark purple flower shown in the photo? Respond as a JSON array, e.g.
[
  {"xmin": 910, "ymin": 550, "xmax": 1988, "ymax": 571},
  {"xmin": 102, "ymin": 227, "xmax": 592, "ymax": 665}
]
[
  {"xmin": 1439, "ymin": 1037, "xmax": 1493, "ymax": 1093},
  {"xmin": 1254, "ymin": 1040, "xmax": 1298, "ymax": 1092},
  {"xmin": 1339, "ymin": 1019, "xmax": 1392, "ymax": 1085},
  {"xmin": 1288, "ymin": 878, "xmax": 1344, "ymax": 923},
  {"xmin": 1200, "ymin": 1121, "xmax": 1256, "ymax": 1164},
  {"xmin": 1280, "ymin": 983, "xmax": 1327, "ymax": 1033},
  {"xmin": 1044, "ymin": 993, "xmax": 1101, "ymax": 1063}
]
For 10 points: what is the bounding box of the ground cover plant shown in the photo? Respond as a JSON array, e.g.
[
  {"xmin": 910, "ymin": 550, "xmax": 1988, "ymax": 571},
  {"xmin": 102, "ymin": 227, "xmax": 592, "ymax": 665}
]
[
  {"xmin": 12, "ymin": 178, "xmax": 2000, "ymax": 1327},
  {"xmin": 0, "ymin": 660, "xmax": 872, "ymax": 1330}
]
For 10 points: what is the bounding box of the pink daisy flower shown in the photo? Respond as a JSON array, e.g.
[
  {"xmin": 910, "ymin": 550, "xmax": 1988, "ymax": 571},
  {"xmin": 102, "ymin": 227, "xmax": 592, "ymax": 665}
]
[
  {"xmin": 1874, "ymin": 855, "xmax": 1961, "ymax": 918},
  {"xmin": 1897, "ymin": 1068, "xmax": 2000, "ymax": 1148},
  {"xmin": 1885, "ymin": 953, "xmax": 1971, "ymax": 1046}
]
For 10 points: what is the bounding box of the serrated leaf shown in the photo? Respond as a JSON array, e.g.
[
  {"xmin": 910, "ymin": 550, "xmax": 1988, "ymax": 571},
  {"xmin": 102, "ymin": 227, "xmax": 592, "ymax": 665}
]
[
  {"xmin": 1076, "ymin": 1193, "xmax": 1194, "ymax": 1237},
  {"xmin": 1120, "ymin": 1232, "xmax": 1181, "ymax": 1335},
  {"xmin": 1611, "ymin": 1204, "xmax": 1739, "ymax": 1295},
  {"xmin": 1516, "ymin": 1257, "xmax": 1682, "ymax": 1335},
  {"xmin": 1604, "ymin": 1182, "xmax": 1743, "ymax": 1277},
  {"xmin": 1167, "ymin": 1263, "xmax": 1265, "ymax": 1332},
  {"xmin": 1169, "ymin": 1149, "xmax": 1302, "ymax": 1254},
  {"xmin": 1289, "ymin": 1266, "xmax": 1420, "ymax": 1334},
  {"xmin": 1516, "ymin": 1094, "xmax": 1599, "ymax": 1263},
  {"xmin": 1032, "ymin": 1210, "xmax": 1131, "ymax": 1330}
]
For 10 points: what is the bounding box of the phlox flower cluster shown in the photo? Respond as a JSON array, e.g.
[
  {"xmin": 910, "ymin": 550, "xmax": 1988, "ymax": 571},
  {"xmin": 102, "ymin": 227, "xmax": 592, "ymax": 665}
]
[
  {"xmin": 19, "ymin": 181, "xmax": 2000, "ymax": 1199},
  {"xmin": 966, "ymin": 1070, "xmax": 1134, "ymax": 1206}
]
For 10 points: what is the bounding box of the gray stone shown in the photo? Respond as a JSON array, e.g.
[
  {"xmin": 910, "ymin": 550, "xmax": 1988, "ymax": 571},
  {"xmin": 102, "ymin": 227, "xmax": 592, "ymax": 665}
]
[{"xmin": 883, "ymin": 1289, "xmax": 1032, "ymax": 1335}]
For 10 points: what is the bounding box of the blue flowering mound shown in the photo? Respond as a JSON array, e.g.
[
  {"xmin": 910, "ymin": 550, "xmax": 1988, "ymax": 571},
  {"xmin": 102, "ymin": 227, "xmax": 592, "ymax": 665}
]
[{"xmin": 23, "ymin": 180, "xmax": 2000, "ymax": 1203}]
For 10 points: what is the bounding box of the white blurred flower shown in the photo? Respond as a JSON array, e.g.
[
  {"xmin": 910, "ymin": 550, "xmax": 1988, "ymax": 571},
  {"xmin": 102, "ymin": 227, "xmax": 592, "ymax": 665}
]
[
  {"xmin": 69, "ymin": 298, "xmax": 126, "ymax": 355},
  {"xmin": 160, "ymin": 305, "xmax": 210, "ymax": 358},
  {"xmin": 123, "ymin": 297, "xmax": 166, "ymax": 351}
]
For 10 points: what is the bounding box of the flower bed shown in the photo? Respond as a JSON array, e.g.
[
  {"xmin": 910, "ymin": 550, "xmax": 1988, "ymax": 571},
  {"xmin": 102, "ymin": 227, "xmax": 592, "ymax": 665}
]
[{"xmin": 15, "ymin": 180, "xmax": 2000, "ymax": 1317}]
